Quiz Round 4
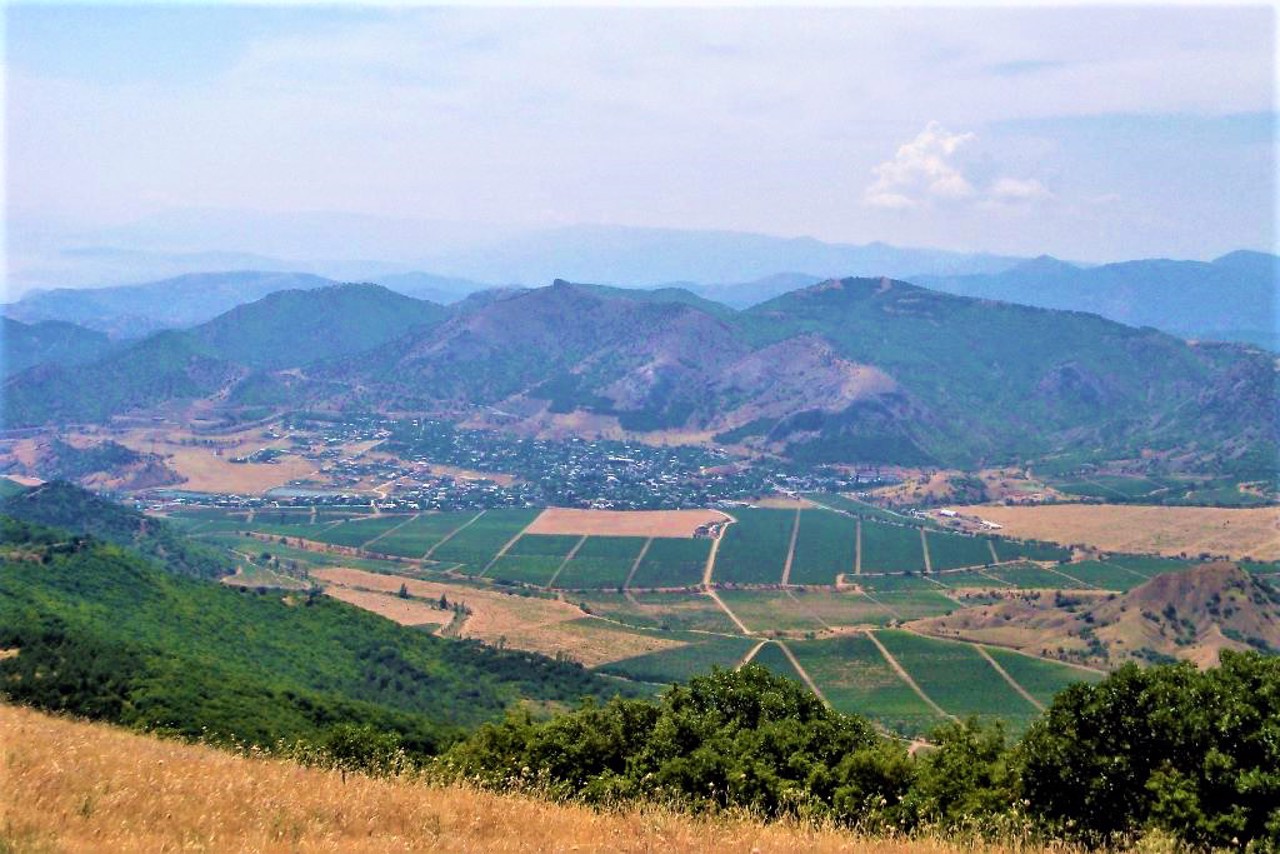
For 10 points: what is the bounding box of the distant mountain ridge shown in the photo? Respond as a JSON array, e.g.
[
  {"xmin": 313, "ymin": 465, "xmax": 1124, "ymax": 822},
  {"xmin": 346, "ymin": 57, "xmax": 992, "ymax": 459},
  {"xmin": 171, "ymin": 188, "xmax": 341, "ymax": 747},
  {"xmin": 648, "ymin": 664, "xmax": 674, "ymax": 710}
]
[
  {"xmin": 913, "ymin": 250, "xmax": 1279, "ymax": 350},
  {"xmin": 6, "ymin": 271, "xmax": 340, "ymax": 338},
  {"xmin": 7, "ymin": 276, "xmax": 1270, "ymax": 479}
]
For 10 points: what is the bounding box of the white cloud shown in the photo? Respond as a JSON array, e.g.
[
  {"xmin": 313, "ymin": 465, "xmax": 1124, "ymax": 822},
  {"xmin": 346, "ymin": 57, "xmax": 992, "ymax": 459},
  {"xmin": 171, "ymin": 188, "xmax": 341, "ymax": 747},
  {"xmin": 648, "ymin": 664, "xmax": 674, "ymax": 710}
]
[
  {"xmin": 988, "ymin": 177, "xmax": 1054, "ymax": 203},
  {"xmin": 865, "ymin": 123, "xmax": 1059, "ymax": 213},
  {"xmin": 864, "ymin": 121, "xmax": 976, "ymax": 209}
]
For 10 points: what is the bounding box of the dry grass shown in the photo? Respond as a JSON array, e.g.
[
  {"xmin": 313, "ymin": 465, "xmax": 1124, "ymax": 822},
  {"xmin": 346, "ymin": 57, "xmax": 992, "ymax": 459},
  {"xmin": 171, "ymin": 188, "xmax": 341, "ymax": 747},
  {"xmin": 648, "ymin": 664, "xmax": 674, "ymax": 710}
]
[
  {"xmin": 972, "ymin": 504, "xmax": 1280, "ymax": 561},
  {"xmin": 324, "ymin": 586, "xmax": 454, "ymax": 629},
  {"xmin": 754, "ymin": 495, "xmax": 816, "ymax": 509},
  {"xmin": 525, "ymin": 508, "xmax": 730, "ymax": 538},
  {"xmin": 3, "ymin": 702, "xmax": 1044, "ymax": 854},
  {"xmin": 312, "ymin": 568, "xmax": 683, "ymax": 666}
]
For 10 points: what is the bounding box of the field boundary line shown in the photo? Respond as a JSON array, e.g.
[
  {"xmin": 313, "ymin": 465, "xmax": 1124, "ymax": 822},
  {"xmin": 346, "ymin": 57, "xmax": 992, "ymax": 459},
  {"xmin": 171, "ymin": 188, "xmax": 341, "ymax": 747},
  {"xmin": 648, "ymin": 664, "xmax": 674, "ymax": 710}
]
[
  {"xmin": 423, "ymin": 509, "xmax": 486, "ymax": 559},
  {"xmin": 974, "ymin": 644, "xmax": 1044, "ymax": 711},
  {"xmin": 920, "ymin": 529, "xmax": 933, "ymax": 574},
  {"xmin": 857, "ymin": 589, "xmax": 902, "ymax": 622},
  {"xmin": 1038, "ymin": 562, "xmax": 1096, "ymax": 589},
  {"xmin": 478, "ymin": 520, "xmax": 536, "ymax": 578},
  {"xmin": 701, "ymin": 515, "xmax": 752, "ymax": 634},
  {"xmin": 702, "ymin": 513, "xmax": 736, "ymax": 587},
  {"xmin": 863, "ymin": 629, "xmax": 956, "ymax": 721},
  {"xmin": 544, "ymin": 535, "xmax": 587, "ymax": 590},
  {"xmin": 704, "ymin": 588, "xmax": 752, "ymax": 635},
  {"xmin": 988, "ymin": 540, "xmax": 1000, "ymax": 565},
  {"xmin": 855, "ymin": 520, "xmax": 862, "ymax": 575},
  {"xmin": 776, "ymin": 641, "xmax": 830, "ymax": 706},
  {"xmin": 1107, "ymin": 560, "xmax": 1158, "ymax": 581},
  {"xmin": 780, "ymin": 508, "xmax": 802, "ymax": 585},
  {"xmin": 907, "ymin": 628, "xmax": 1109, "ymax": 676},
  {"xmin": 784, "ymin": 588, "xmax": 832, "ymax": 630},
  {"xmin": 360, "ymin": 513, "xmax": 419, "ymax": 550},
  {"xmin": 737, "ymin": 640, "xmax": 768, "ymax": 669},
  {"xmin": 622, "ymin": 537, "xmax": 654, "ymax": 604}
]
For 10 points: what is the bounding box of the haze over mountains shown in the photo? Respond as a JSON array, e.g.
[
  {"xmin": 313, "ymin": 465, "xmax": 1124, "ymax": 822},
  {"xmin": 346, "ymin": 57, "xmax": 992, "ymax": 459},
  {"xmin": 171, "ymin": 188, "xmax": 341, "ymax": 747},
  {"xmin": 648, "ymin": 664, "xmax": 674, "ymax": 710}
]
[
  {"xmin": 5, "ymin": 277, "xmax": 1275, "ymax": 481},
  {"xmin": 7, "ymin": 220, "xmax": 1275, "ymax": 350}
]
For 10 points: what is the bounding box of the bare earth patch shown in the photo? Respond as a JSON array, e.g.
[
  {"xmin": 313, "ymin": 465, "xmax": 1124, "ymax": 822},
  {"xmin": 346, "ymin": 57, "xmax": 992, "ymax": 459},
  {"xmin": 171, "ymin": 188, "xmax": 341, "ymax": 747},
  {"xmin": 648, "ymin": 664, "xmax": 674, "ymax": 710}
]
[
  {"xmin": 525, "ymin": 507, "xmax": 730, "ymax": 538},
  {"xmin": 312, "ymin": 567, "xmax": 682, "ymax": 666},
  {"xmin": 753, "ymin": 495, "xmax": 816, "ymax": 509},
  {"xmin": 324, "ymin": 587, "xmax": 453, "ymax": 629},
  {"xmin": 972, "ymin": 504, "xmax": 1280, "ymax": 561}
]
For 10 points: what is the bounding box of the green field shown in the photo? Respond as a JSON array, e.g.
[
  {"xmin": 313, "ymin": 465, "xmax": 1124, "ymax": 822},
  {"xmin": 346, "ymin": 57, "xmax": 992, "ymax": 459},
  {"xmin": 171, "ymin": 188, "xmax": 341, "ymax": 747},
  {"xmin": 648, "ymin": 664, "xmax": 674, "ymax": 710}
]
[
  {"xmin": 715, "ymin": 508, "xmax": 796, "ymax": 584},
  {"xmin": 926, "ymin": 531, "xmax": 996, "ymax": 571},
  {"xmin": 993, "ymin": 538, "xmax": 1072, "ymax": 563},
  {"xmin": 1106, "ymin": 555, "xmax": 1196, "ymax": 578},
  {"xmin": 859, "ymin": 572, "xmax": 943, "ymax": 592},
  {"xmin": 982, "ymin": 646, "xmax": 1103, "ymax": 707},
  {"xmin": 1053, "ymin": 560, "xmax": 1150, "ymax": 591},
  {"xmin": 786, "ymin": 634, "xmax": 946, "ymax": 736},
  {"xmin": 860, "ymin": 520, "xmax": 926, "ymax": 572},
  {"xmin": 368, "ymin": 512, "xmax": 477, "ymax": 558},
  {"xmin": 311, "ymin": 515, "xmax": 414, "ymax": 548},
  {"xmin": 428, "ymin": 508, "xmax": 540, "ymax": 572},
  {"xmin": 780, "ymin": 588, "xmax": 897, "ymax": 627},
  {"xmin": 986, "ymin": 563, "xmax": 1089, "ymax": 589},
  {"xmin": 863, "ymin": 589, "xmax": 957, "ymax": 622},
  {"xmin": 598, "ymin": 634, "xmax": 758, "ymax": 684},
  {"xmin": 483, "ymin": 534, "xmax": 580, "ymax": 584},
  {"xmin": 874, "ymin": 630, "xmax": 1040, "ymax": 724},
  {"xmin": 1053, "ymin": 474, "xmax": 1181, "ymax": 501},
  {"xmin": 574, "ymin": 590, "xmax": 739, "ymax": 634},
  {"xmin": 802, "ymin": 493, "xmax": 930, "ymax": 526},
  {"xmin": 716, "ymin": 590, "xmax": 828, "ymax": 633},
  {"xmin": 788, "ymin": 510, "xmax": 857, "ymax": 585},
  {"xmin": 553, "ymin": 536, "xmax": 647, "ymax": 589},
  {"xmin": 628, "ymin": 537, "xmax": 710, "ymax": 588},
  {"xmin": 931, "ymin": 569, "xmax": 1011, "ymax": 589},
  {"xmin": 749, "ymin": 642, "xmax": 805, "ymax": 682}
]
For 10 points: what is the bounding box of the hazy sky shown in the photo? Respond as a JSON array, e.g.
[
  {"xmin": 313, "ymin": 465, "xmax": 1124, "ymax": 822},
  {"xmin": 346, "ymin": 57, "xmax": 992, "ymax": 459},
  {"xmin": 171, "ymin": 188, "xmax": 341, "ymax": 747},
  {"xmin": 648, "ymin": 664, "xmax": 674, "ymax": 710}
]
[{"xmin": 6, "ymin": 4, "xmax": 1277, "ymax": 262}]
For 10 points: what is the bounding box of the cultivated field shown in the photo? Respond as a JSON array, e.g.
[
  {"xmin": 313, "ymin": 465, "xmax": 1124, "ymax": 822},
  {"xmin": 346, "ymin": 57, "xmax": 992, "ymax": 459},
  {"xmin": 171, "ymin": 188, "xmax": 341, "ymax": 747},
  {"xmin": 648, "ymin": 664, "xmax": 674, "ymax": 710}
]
[
  {"xmin": 5, "ymin": 702, "xmax": 1022, "ymax": 854},
  {"xmin": 312, "ymin": 567, "xmax": 682, "ymax": 666},
  {"xmin": 972, "ymin": 504, "xmax": 1280, "ymax": 560},
  {"xmin": 523, "ymin": 507, "xmax": 729, "ymax": 538}
]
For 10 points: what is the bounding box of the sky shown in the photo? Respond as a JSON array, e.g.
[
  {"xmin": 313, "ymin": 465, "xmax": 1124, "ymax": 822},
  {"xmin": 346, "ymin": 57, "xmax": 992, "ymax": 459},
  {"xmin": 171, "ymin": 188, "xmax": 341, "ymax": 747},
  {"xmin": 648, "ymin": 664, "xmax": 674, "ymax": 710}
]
[{"xmin": 4, "ymin": 3, "xmax": 1277, "ymax": 269}]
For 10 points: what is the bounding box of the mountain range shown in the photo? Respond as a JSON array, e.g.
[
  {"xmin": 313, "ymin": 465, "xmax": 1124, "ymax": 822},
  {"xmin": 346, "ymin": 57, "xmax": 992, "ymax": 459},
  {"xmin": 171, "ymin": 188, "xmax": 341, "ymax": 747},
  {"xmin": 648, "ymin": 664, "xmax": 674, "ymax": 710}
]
[
  {"xmin": 4, "ymin": 277, "xmax": 1274, "ymax": 478},
  {"xmin": 913, "ymin": 250, "xmax": 1279, "ymax": 350}
]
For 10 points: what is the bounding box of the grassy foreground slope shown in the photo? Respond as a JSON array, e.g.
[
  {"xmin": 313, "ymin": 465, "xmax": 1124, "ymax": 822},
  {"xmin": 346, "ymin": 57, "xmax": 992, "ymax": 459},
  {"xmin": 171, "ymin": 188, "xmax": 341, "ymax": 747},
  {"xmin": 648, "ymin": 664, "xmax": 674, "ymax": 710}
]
[{"xmin": 0, "ymin": 702, "xmax": 980, "ymax": 854}]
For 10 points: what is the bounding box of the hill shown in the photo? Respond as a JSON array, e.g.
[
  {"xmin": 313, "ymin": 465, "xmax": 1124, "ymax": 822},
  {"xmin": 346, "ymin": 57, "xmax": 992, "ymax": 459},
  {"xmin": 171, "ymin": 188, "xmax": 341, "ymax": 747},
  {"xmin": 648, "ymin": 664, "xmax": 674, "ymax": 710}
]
[
  {"xmin": 1, "ymin": 316, "xmax": 112, "ymax": 377},
  {"xmin": 0, "ymin": 502, "xmax": 633, "ymax": 753},
  {"xmin": 188, "ymin": 282, "xmax": 449, "ymax": 370},
  {"xmin": 4, "ymin": 277, "xmax": 1275, "ymax": 479},
  {"xmin": 914, "ymin": 251, "xmax": 1280, "ymax": 350},
  {"xmin": 909, "ymin": 562, "xmax": 1280, "ymax": 667},
  {"xmin": 5, "ymin": 271, "xmax": 339, "ymax": 338},
  {"xmin": 0, "ymin": 480, "xmax": 232, "ymax": 579},
  {"xmin": 320, "ymin": 277, "xmax": 1274, "ymax": 473},
  {"xmin": 2, "ymin": 283, "xmax": 449, "ymax": 424},
  {"xmin": 2, "ymin": 328, "xmax": 244, "ymax": 426}
]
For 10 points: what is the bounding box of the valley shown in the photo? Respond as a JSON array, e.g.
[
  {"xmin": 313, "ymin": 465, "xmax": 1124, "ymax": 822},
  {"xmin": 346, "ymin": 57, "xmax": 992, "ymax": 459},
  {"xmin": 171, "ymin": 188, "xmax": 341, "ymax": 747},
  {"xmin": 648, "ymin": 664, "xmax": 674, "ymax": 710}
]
[{"xmin": 158, "ymin": 492, "xmax": 1279, "ymax": 738}]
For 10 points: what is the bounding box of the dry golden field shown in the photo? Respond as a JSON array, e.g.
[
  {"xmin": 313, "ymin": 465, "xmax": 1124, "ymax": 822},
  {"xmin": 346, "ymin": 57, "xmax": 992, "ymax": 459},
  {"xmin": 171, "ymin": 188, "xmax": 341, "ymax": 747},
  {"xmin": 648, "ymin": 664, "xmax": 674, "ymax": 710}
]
[
  {"xmin": 2, "ymin": 702, "xmax": 1046, "ymax": 854},
  {"xmin": 970, "ymin": 504, "xmax": 1280, "ymax": 561},
  {"xmin": 323, "ymin": 586, "xmax": 455, "ymax": 629},
  {"xmin": 312, "ymin": 567, "xmax": 684, "ymax": 666},
  {"xmin": 524, "ymin": 507, "xmax": 730, "ymax": 538}
]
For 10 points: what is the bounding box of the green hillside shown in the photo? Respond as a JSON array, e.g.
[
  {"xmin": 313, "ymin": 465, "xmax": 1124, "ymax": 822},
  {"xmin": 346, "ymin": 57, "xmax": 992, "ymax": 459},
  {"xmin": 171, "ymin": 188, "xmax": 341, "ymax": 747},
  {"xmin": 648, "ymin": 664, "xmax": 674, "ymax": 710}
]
[
  {"xmin": 0, "ymin": 510, "xmax": 633, "ymax": 754},
  {"xmin": 190, "ymin": 282, "xmax": 448, "ymax": 370}
]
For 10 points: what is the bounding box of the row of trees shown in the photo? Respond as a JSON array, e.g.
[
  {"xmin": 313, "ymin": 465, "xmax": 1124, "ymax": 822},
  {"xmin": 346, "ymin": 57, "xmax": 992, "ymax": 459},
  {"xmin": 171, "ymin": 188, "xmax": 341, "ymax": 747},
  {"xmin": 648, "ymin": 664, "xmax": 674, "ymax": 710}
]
[{"xmin": 435, "ymin": 656, "xmax": 1279, "ymax": 849}]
